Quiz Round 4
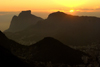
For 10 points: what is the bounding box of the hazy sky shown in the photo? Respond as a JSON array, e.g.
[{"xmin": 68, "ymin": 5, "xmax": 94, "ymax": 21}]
[
  {"xmin": 0, "ymin": 0, "xmax": 100, "ymax": 12},
  {"xmin": 0, "ymin": 0, "xmax": 100, "ymax": 31}
]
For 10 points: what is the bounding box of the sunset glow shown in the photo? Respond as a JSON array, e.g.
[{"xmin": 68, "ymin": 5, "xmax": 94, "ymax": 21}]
[
  {"xmin": 0, "ymin": 0, "xmax": 100, "ymax": 32},
  {"xmin": 0, "ymin": 0, "xmax": 100, "ymax": 13},
  {"xmin": 69, "ymin": 10, "xmax": 74, "ymax": 13},
  {"xmin": 53, "ymin": 0, "xmax": 88, "ymax": 8}
]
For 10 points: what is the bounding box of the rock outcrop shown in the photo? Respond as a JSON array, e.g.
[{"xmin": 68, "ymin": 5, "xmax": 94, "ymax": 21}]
[{"xmin": 5, "ymin": 10, "xmax": 43, "ymax": 32}]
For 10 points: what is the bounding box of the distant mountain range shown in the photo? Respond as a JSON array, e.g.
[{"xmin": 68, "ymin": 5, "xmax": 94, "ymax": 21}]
[
  {"xmin": 0, "ymin": 31, "xmax": 90, "ymax": 66},
  {"xmin": 4, "ymin": 10, "xmax": 43, "ymax": 32},
  {"xmin": 4, "ymin": 10, "xmax": 100, "ymax": 46}
]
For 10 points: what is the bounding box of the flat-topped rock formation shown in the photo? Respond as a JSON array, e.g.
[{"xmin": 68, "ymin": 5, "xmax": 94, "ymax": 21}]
[{"xmin": 5, "ymin": 10, "xmax": 43, "ymax": 32}]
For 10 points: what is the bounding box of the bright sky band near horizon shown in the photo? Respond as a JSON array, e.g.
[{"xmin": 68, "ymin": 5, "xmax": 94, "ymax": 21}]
[
  {"xmin": 0, "ymin": 0, "xmax": 100, "ymax": 12},
  {"xmin": 0, "ymin": 0, "xmax": 100, "ymax": 32}
]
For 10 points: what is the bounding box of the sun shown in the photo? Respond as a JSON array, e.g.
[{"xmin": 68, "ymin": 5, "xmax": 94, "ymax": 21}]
[{"xmin": 69, "ymin": 10, "xmax": 74, "ymax": 13}]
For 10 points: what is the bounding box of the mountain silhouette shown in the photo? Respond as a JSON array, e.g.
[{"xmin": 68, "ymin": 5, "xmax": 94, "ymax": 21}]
[
  {"xmin": 0, "ymin": 31, "xmax": 90, "ymax": 66},
  {"xmin": 5, "ymin": 10, "xmax": 43, "ymax": 32},
  {"xmin": 30, "ymin": 37, "xmax": 90, "ymax": 66},
  {"xmin": 0, "ymin": 31, "xmax": 31, "ymax": 59},
  {"xmin": 4, "ymin": 11, "xmax": 100, "ymax": 46},
  {"xmin": 47, "ymin": 11, "xmax": 71, "ymax": 20},
  {"xmin": 0, "ymin": 45, "xmax": 31, "ymax": 67},
  {"xmin": 0, "ymin": 31, "xmax": 31, "ymax": 67}
]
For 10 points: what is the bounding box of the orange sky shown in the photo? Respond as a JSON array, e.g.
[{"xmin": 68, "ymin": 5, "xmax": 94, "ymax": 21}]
[
  {"xmin": 0, "ymin": 0, "xmax": 100, "ymax": 13},
  {"xmin": 0, "ymin": 0, "xmax": 100, "ymax": 31}
]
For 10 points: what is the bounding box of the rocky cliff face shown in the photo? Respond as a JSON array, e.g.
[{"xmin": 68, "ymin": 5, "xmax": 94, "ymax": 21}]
[{"xmin": 5, "ymin": 10, "xmax": 43, "ymax": 32}]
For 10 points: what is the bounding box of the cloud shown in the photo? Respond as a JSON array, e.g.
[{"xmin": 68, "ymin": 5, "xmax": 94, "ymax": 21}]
[
  {"xmin": 75, "ymin": 12, "xmax": 100, "ymax": 18},
  {"xmin": 80, "ymin": 8, "xmax": 94, "ymax": 10},
  {"xmin": 96, "ymin": 8, "xmax": 100, "ymax": 10},
  {"xmin": 78, "ymin": 7, "xmax": 100, "ymax": 11}
]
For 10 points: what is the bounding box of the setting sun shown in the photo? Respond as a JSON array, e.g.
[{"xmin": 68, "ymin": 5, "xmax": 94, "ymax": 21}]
[{"xmin": 69, "ymin": 10, "xmax": 74, "ymax": 13}]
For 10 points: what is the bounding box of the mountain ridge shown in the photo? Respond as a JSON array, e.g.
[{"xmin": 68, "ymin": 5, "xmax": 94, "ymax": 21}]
[
  {"xmin": 4, "ymin": 10, "xmax": 43, "ymax": 32},
  {"xmin": 4, "ymin": 11, "xmax": 100, "ymax": 46},
  {"xmin": 0, "ymin": 31, "xmax": 31, "ymax": 67},
  {"xmin": 0, "ymin": 31, "xmax": 90, "ymax": 66}
]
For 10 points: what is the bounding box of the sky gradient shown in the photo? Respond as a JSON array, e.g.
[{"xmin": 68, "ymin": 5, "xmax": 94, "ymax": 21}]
[
  {"xmin": 0, "ymin": 0, "xmax": 100, "ymax": 12},
  {"xmin": 0, "ymin": 0, "xmax": 100, "ymax": 31}
]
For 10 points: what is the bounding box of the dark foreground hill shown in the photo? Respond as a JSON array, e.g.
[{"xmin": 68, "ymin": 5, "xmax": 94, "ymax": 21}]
[
  {"xmin": 30, "ymin": 37, "xmax": 90, "ymax": 66},
  {"xmin": 0, "ymin": 31, "xmax": 90, "ymax": 66},
  {"xmin": 0, "ymin": 31, "xmax": 32, "ymax": 61},
  {"xmin": 0, "ymin": 45, "xmax": 31, "ymax": 67},
  {"xmin": 0, "ymin": 31, "xmax": 31, "ymax": 67},
  {"xmin": 4, "ymin": 10, "xmax": 43, "ymax": 32},
  {"xmin": 4, "ymin": 11, "xmax": 100, "ymax": 46}
]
